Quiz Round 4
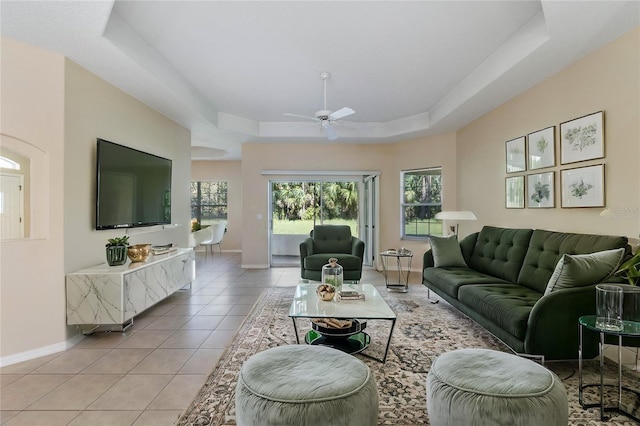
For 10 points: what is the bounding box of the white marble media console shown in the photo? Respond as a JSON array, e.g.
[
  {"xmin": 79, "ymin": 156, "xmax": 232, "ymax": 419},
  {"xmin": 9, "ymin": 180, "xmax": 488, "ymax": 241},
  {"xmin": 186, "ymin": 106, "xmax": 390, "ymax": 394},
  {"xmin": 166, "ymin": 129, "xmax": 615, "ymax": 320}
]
[{"xmin": 66, "ymin": 248, "xmax": 195, "ymax": 330}]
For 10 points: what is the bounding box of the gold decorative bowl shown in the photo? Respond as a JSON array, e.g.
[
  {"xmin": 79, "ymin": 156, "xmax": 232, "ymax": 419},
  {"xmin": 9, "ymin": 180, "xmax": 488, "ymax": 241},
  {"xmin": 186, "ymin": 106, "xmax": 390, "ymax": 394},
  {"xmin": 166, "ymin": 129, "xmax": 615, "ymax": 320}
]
[
  {"xmin": 316, "ymin": 284, "xmax": 336, "ymax": 301},
  {"xmin": 127, "ymin": 244, "xmax": 151, "ymax": 262}
]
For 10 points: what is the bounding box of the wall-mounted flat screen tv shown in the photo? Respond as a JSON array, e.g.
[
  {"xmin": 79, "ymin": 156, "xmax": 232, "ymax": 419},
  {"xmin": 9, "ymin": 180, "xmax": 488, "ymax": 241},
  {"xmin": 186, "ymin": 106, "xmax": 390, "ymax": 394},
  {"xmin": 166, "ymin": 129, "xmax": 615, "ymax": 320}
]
[{"xmin": 96, "ymin": 138, "xmax": 172, "ymax": 230}]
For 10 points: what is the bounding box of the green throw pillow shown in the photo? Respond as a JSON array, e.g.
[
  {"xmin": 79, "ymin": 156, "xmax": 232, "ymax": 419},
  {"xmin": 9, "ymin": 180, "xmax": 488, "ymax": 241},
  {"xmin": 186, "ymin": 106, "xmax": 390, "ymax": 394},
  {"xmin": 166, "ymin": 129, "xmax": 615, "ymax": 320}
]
[
  {"xmin": 429, "ymin": 234, "xmax": 467, "ymax": 268},
  {"xmin": 544, "ymin": 248, "xmax": 625, "ymax": 295}
]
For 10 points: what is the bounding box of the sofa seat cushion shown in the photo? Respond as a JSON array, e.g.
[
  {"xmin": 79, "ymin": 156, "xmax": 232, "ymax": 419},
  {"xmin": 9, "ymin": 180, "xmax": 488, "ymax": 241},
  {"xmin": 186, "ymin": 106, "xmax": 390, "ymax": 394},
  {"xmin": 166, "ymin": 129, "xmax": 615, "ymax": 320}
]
[
  {"xmin": 304, "ymin": 253, "xmax": 361, "ymax": 271},
  {"xmin": 458, "ymin": 284, "xmax": 541, "ymax": 340},
  {"xmin": 424, "ymin": 267, "xmax": 511, "ymax": 299}
]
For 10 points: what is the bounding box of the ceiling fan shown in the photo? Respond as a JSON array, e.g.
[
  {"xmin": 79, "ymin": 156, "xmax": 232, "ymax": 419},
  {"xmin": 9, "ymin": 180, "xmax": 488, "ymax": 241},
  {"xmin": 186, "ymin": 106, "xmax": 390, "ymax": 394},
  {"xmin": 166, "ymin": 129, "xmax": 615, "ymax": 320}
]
[{"xmin": 284, "ymin": 71, "xmax": 355, "ymax": 140}]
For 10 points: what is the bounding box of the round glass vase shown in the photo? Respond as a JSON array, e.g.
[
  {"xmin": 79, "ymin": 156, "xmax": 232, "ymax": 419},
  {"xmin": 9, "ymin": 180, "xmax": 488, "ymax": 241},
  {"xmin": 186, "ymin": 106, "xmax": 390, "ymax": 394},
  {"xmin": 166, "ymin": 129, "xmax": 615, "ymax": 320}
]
[
  {"xmin": 322, "ymin": 258, "xmax": 343, "ymax": 300},
  {"xmin": 595, "ymin": 284, "xmax": 623, "ymax": 331}
]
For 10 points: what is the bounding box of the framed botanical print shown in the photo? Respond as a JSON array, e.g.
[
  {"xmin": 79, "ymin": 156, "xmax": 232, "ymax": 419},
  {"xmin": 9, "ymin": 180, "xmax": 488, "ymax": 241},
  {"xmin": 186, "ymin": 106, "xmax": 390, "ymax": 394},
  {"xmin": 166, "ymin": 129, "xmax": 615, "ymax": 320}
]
[
  {"xmin": 560, "ymin": 111, "xmax": 604, "ymax": 164},
  {"xmin": 506, "ymin": 176, "xmax": 525, "ymax": 209},
  {"xmin": 561, "ymin": 164, "xmax": 605, "ymax": 208},
  {"xmin": 527, "ymin": 172, "xmax": 555, "ymax": 208},
  {"xmin": 506, "ymin": 137, "xmax": 526, "ymax": 173},
  {"xmin": 527, "ymin": 126, "xmax": 555, "ymax": 170}
]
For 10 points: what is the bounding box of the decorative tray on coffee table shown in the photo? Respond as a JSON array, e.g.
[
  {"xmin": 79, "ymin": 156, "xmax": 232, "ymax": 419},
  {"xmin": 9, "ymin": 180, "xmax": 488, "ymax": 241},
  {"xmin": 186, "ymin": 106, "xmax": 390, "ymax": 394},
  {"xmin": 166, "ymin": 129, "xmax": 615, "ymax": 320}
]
[{"xmin": 306, "ymin": 319, "xmax": 370, "ymax": 354}]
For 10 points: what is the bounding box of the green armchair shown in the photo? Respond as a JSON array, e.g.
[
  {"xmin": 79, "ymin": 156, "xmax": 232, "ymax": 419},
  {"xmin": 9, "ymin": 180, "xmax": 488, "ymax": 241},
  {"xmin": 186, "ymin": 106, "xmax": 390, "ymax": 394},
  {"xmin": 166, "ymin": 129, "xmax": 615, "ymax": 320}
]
[{"xmin": 299, "ymin": 225, "xmax": 365, "ymax": 282}]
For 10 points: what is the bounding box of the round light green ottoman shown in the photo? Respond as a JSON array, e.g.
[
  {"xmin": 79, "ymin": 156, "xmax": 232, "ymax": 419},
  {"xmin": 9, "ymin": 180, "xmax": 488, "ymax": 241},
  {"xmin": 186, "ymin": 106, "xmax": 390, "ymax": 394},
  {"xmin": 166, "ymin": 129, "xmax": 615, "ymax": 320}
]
[
  {"xmin": 235, "ymin": 345, "xmax": 378, "ymax": 426},
  {"xmin": 426, "ymin": 349, "xmax": 567, "ymax": 426}
]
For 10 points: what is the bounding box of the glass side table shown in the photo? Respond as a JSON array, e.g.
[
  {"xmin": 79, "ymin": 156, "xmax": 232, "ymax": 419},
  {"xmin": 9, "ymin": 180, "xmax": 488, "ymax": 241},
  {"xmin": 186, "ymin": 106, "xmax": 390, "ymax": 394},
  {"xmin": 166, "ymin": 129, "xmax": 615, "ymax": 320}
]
[
  {"xmin": 380, "ymin": 250, "xmax": 412, "ymax": 293},
  {"xmin": 578, "ymin": 315, "xmax": 640, "ymax": 422}
]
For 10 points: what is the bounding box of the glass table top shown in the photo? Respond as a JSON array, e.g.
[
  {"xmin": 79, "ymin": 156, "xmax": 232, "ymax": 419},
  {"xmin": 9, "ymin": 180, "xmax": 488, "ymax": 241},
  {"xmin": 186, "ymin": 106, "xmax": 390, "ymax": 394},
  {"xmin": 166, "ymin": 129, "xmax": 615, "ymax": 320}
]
[
  {"xmin": 289, "ymin": 283, "xmax": 397, "ymax": 320},
  {"xmin": 579, "ymin": 315, "xmax": 640, "ymax": 336}
]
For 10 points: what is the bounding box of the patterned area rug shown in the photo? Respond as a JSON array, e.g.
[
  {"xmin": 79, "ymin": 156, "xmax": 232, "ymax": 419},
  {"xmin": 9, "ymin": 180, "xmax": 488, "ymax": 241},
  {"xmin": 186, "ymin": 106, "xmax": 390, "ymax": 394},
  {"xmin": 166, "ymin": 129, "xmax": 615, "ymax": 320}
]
[{"xmin": 177, "ymin": 285, "xmax": 640, "ymax": 425}]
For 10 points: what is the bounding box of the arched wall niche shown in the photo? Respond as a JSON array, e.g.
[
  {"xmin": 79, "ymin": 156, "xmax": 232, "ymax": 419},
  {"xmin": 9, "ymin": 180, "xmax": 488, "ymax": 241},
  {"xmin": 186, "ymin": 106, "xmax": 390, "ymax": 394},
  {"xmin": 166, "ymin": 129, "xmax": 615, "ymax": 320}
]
[{"xmin": 0, "ymin": 133, "xmax": 49, "ymax": 240}]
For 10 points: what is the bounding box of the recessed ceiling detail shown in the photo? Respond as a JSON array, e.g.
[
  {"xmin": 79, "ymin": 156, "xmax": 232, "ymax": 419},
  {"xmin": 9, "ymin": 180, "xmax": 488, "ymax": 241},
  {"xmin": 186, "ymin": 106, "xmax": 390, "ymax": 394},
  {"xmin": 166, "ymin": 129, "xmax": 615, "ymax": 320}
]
[{"xmin": 2, "ymin": 1, "xmax": 638, "ymax": 160}]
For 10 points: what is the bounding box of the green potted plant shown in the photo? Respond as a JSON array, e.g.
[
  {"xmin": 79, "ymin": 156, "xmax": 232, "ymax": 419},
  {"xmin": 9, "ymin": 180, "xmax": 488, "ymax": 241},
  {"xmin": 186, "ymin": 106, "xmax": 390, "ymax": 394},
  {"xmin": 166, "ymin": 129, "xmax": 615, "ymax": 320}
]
[
  {"xmin": 105, "ymin": 235, "xmax": 129, "ymax": 266},
  {"xmin": 616, "ymin": 250, "xmax": 640, "ymax": 286}
]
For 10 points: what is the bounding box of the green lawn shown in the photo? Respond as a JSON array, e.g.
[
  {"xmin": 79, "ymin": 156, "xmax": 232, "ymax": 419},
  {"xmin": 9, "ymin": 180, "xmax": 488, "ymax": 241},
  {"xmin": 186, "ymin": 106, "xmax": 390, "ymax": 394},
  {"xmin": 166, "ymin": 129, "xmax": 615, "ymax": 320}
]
[
  {"xmin": 273, "ymin": 219, "xmax": 357, "ymax": 235},
  {"xmin": 273, "ymin": 218, "xmax": 443, "ymax": 237},
  {"xmin": 404, "ymin": 219, "xmax": 443, "ymax": 236}
]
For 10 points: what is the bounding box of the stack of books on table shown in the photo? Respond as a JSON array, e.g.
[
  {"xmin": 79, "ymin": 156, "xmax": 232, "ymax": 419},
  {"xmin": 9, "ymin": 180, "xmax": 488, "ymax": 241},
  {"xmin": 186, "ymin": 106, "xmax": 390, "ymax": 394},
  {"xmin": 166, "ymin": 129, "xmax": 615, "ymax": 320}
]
[{"xmin": 339, "ymin": 291, "xmax": 365, "ymax": 301}]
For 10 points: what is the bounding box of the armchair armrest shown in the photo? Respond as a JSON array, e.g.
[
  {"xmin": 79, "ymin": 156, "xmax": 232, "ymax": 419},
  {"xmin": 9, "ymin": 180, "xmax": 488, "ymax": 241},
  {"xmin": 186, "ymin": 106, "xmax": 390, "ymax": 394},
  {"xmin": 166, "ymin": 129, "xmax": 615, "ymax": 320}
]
[
  {"xmin": 351, "ymin": 237, "xmax": 365, "ymax": 257},
  {"xmin": 299, "ymin": 237, "xmax": 314, "ymax": 258}
]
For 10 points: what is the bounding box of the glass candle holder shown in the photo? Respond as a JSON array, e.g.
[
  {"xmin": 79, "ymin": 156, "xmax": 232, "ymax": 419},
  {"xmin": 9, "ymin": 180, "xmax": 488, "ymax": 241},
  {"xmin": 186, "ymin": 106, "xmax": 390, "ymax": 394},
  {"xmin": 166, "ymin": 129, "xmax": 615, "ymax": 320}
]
[{"xmin": 321, "ymin": 258, "xmax": 343, "ymax": 300}]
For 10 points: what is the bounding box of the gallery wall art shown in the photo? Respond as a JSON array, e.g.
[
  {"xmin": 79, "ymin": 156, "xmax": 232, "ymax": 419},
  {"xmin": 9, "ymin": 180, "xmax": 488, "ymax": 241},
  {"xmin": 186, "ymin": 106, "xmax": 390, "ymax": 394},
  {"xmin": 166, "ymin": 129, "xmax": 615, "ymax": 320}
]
[
  {"xmin": 504, "ymin": 110, "xmax": 606, "ymax": 210},
  {"xmin": 505, "ymin": 136, "xmax": 526, "ymax": 173},
  {"xmin": 527, "ymin": 172, "xmax": 555, "ymax": 208},
  {"xmin": 561, "ymin": 164, "xmax": 605, "ymax": 208},
  {"xmin": 527, "ymin": 126, "xmax": 555, "ymax": 170},
  {"xmin": 560, "ymin": 111, "xmax": 604, "ymax": 165}
]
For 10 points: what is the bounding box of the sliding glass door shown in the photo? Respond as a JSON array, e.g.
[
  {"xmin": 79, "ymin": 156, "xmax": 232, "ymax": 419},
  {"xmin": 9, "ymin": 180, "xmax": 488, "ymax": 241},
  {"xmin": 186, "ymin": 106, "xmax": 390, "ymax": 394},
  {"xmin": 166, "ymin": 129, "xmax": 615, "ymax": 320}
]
[{"xmin": 269, "ymin": 179, "xmax": 369, "ymax": 267}]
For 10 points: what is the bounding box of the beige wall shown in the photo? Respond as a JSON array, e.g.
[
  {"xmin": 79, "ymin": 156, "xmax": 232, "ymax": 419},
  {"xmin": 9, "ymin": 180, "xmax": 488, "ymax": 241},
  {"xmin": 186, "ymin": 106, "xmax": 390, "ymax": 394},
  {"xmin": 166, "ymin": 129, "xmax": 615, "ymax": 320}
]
[
  {"xmin": 457, "ymin": 27, "xmax": 640, "ymax": 241},
  {"xmin": 240, "ymin": 136, "xmax": 457, "ymax": 268},
  {"xmin": 0, "ymin": 38, "xmax": 191, "ymax": 362},
  {"xmin": 1, "ymin": 38, "xmax": 66, "ymax": 359},
  {"xmin": 64, "ymin": 60, "xmax": 192, "ymax": 275},
  {"xmin": 191, "ymin": 160, "xmax": 242, "ymax": 250}
]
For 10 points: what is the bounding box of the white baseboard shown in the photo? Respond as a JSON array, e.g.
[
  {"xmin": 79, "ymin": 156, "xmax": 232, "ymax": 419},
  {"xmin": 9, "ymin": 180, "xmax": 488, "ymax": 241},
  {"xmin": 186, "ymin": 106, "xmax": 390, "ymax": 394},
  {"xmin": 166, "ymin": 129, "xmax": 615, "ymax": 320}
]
[{"xmin": 0, "ymin": 334, "xmax": 85, "ymax": 368}]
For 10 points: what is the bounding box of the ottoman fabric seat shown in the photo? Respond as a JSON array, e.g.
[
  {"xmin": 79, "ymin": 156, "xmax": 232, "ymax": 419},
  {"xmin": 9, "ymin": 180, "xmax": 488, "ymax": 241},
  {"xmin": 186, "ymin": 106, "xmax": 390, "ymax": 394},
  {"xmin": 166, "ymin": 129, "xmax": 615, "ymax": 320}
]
[
  {"xmin": 427, "ymin": 348, "xmax": 567, "ymax": 426},
  {"xmin": 235, "ymin": 345, "xmax": 378, "ymax": 425}
]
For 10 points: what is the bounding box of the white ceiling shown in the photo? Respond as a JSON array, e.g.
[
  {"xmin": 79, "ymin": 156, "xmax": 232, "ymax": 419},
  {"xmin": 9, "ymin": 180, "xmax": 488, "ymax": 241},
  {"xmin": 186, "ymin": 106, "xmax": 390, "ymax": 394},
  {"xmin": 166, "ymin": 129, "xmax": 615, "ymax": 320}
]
[{"xmin": 2, "ymin": 1, "xmax": 638, "ymax": 160}]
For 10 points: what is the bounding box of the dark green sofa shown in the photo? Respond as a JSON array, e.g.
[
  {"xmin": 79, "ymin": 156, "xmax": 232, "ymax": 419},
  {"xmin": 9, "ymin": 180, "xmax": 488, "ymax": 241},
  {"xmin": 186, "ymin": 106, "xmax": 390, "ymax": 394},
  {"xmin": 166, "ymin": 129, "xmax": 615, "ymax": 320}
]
[{"xmin": 423, "ymin": 226, "xmax": 631, "ymax": 360}]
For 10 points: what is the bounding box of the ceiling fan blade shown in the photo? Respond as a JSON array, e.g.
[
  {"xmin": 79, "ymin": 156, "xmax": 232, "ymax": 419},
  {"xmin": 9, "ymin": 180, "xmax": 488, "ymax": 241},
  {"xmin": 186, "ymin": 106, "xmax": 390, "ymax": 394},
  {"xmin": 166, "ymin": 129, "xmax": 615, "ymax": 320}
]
[
  {"xmin": 324, "ymin": 125, "xmax": 338, "ymax": 140},
  {"xmin": 283, "ymin": 112, "xmax": 318, "ymax": 121},
  {"xmin": 329, "ymin": 107, "xmax": 355, "ymax": 121}
]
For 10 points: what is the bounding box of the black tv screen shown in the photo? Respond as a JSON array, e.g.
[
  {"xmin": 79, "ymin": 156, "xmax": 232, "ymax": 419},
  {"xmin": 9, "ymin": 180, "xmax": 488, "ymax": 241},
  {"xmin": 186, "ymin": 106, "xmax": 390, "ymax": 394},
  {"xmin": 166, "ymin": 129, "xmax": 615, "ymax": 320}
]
[{"xmin": 96, "ymin": 139, "xmax": 172, "ymax": 230}]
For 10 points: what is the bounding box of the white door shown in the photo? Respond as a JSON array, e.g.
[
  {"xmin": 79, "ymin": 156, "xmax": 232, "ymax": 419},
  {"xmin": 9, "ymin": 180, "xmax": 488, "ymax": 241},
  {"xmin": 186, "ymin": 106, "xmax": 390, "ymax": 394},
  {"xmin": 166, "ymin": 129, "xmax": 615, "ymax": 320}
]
[{"xmin": 0, "ymin": 173, "xmax": 24, "ymax": 240}]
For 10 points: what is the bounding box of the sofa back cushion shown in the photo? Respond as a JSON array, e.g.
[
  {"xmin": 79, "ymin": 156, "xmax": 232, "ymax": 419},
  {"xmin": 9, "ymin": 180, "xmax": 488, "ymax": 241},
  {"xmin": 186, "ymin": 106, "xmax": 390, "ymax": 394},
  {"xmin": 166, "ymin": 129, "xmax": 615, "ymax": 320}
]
[
  {"xmin": 467, "ymin": 226, "xmax": 534, "ymax": 283},
  {"xmin": 312, "ymin": 225, "xmax": 352, "ymax": 253},
  {"xmin": 517, "ymin": 229, "xmax": 630, "ymax": 293}
]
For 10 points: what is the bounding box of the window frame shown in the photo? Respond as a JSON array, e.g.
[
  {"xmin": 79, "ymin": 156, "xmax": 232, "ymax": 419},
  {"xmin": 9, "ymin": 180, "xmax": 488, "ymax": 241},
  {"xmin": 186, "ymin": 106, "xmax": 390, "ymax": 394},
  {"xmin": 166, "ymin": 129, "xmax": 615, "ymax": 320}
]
[
  {"xmin": 401, "ymin": 167, "xmax": 442, "ymax": 240},
  {"xmin": 190, "ymin": 180, "xmax": 228, "ymax": 226}
]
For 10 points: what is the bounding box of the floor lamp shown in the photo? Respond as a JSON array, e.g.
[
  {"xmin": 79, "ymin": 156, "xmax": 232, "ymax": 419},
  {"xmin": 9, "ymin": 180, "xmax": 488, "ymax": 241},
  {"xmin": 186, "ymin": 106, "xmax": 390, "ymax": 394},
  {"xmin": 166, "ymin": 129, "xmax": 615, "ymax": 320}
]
[{"xmin": 435, "ymin": 211, "xmax": 477, "ymax": 235}]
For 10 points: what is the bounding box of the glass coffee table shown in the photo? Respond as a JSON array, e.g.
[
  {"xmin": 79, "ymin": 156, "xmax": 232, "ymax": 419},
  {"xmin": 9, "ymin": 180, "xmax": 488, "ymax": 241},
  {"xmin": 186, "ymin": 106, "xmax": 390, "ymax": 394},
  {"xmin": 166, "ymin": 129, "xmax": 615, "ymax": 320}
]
[{"xmin": 289, "ymin": 283, "xmax": 397, "ymax": 363}]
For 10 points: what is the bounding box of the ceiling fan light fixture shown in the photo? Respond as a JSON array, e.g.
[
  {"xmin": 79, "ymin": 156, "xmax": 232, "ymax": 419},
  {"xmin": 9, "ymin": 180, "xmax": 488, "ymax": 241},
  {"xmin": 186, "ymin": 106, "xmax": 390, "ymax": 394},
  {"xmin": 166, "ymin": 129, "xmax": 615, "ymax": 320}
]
[{"xmin": 283, "ymin": 71, "xmax": 355, "ymax": 140}]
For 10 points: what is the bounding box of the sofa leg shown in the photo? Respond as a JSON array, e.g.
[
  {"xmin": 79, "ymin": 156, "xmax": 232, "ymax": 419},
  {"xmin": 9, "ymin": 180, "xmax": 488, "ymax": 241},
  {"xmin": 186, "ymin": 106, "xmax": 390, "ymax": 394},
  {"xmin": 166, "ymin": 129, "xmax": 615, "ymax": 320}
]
[{"xmin": 427, "ymin": 288, "xmax": 439, "ymax": 304}]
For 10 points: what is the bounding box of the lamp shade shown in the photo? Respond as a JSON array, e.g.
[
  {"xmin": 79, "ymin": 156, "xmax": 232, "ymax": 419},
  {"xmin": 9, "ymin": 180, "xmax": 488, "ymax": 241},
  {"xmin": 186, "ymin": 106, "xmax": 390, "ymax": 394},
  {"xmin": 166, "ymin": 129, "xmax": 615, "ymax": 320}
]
[{"xmin": 435, "ymin": 211, "xmax": 477, "ymax": 221}]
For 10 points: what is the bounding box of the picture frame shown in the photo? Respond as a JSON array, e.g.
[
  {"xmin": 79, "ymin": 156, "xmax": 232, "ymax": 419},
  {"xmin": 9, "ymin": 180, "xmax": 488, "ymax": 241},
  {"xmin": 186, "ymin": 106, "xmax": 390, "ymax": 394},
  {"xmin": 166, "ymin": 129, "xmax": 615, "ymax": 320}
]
[
  {"xmin": 505, "ymin": 176, "xmax": 525, "ymax": 209},
  {"xmin": 527, "ymin": 126, "xmax": 555, "ymax": 170},
  {"xmin": 560, "ymin": 111, "xmax": 604, "ymax": 164},
  {"xmin": 527, "ymin": 172, "xmax": 555, "ymax": 208},
  {"xmin": 561, "ymin": 164, "xmax": 605, "ymax": 208},
  {"xmin": 506, "ymin": 136, "xmax": 526, "ymax": 173}
]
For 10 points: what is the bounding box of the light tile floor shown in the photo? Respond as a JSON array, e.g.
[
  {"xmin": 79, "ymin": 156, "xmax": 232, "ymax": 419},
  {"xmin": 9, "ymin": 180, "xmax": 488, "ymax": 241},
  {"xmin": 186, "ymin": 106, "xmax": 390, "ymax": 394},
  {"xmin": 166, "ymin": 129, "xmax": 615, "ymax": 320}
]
[
  {"xmin": 0, "ymin": 253, "xmax": 397, "ymax": 426},
  {"xmin": 11, "ymin": 253, "xmax": 633, "ymax": 425}
]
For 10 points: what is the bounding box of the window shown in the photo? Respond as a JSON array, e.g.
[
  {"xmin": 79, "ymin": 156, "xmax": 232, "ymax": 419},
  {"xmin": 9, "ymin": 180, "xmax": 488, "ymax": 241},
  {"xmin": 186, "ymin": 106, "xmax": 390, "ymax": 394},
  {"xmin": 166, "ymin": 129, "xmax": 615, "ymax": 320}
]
[
  {"xmin": 190, "ymin": 181, "xmax": 227, "ymax": 227},
  {"xmin": 402, "ymin": 168, "xmax": 442, "ymax": 238}
]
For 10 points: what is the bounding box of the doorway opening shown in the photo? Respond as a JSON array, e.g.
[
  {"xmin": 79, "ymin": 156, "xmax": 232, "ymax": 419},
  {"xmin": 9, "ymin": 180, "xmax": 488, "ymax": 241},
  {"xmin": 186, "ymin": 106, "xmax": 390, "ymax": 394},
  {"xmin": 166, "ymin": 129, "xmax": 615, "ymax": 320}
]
[{"xmin": 268, "ymin": 175, "xmax": 378, "ymax": 268}]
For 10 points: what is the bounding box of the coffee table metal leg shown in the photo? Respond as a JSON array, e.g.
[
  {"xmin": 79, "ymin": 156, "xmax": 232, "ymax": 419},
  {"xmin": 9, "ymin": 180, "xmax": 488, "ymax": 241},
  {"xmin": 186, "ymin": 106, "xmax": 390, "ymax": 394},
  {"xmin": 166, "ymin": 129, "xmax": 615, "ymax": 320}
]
[
  {"xmin": 382, "ymin": 318, "xmax": 396, "ymax": 363},
  {"xmin": 358, "ymin": 318, "xmax": 396, "ymax": 363},
  {"xmin": 291, "ymin": 318, "xmax": 300, "ymax": 344}
]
